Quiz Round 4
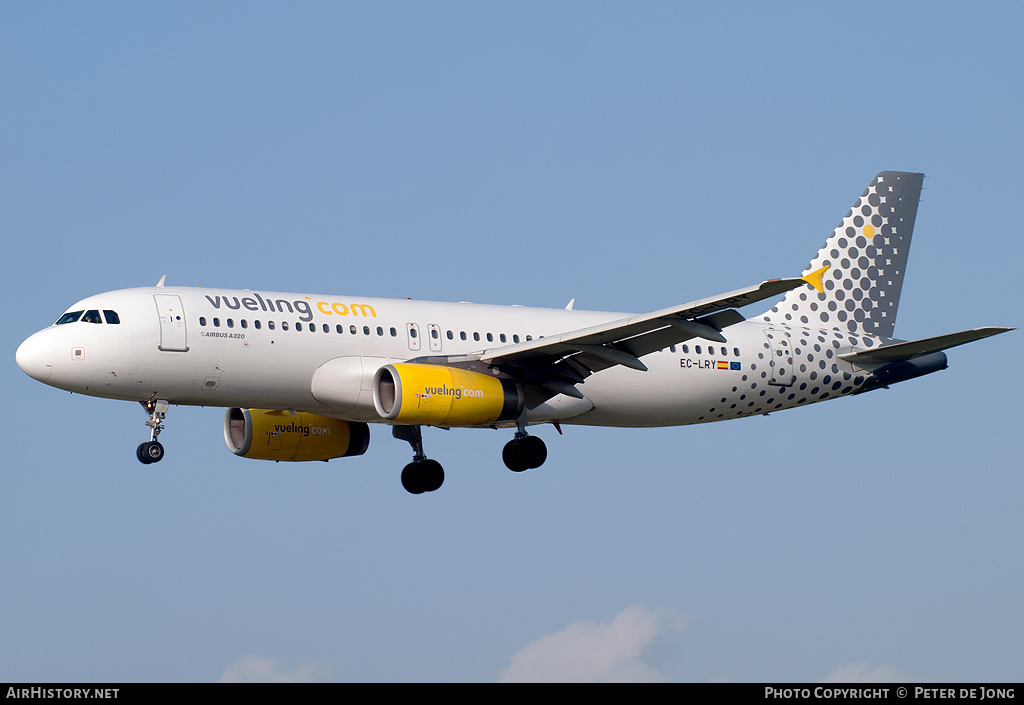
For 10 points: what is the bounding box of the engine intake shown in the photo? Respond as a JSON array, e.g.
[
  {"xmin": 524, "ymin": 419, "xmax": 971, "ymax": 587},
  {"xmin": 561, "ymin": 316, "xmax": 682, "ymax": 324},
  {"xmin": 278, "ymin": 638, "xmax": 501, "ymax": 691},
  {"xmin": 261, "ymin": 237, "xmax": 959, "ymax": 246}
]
[
  {"xmin": 224, "ymin": 408, "xmax": 370, "ymax": 461},
  {"xmin": 373, "ymin": 363, "xmax": 523, "ymax": 426}
]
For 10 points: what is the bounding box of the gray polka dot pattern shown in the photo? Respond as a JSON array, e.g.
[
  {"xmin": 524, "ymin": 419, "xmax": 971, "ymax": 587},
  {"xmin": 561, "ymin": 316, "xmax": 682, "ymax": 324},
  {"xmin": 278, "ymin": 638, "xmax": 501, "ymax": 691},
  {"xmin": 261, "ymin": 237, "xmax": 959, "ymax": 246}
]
[
  {"xmin": 763, "ymin": 171, "xmax": 924, "ymax": 338},
  {"xmin": 692, "ymin": 327, "xmax": 871, "ymax": 423}
]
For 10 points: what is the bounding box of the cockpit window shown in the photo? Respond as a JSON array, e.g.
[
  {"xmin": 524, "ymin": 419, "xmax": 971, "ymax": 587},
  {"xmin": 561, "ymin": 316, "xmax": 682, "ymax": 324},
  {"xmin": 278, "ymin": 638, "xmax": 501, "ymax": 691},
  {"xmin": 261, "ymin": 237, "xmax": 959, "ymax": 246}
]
[
  {"xmin": 103, "ymin": 310, "xmax": 121, "ymax": 324},
  {"xmin": 81, "ymin": 310, "xmax": 103, "ymax": 324},
  {"xmin": 55, "ymin": 311, "xmax": 83, "ymax": 325}
]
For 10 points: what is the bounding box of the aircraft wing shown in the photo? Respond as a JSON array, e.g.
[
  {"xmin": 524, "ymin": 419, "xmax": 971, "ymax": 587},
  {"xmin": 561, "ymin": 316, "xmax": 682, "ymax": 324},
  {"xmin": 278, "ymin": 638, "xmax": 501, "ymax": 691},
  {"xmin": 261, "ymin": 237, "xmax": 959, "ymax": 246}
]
[
  {"xmin": 425, "ymin": 276, "xmax": 812, "ymax": 401},
  {"xmin": 839, "ymin": 327, "xmax": 1013, "ymax": 364}
]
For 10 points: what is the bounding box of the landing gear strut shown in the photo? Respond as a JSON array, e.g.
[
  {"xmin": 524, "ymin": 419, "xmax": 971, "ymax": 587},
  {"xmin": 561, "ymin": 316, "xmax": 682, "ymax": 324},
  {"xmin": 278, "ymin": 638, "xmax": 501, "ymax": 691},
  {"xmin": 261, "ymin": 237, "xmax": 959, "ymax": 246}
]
[
  {"xmin": 137, "ymin": 399, "xmax": 168, "ymax": 465},
  {"xmin": 393, "ymin": 425, "xmax": 444, "ymax": 494}
]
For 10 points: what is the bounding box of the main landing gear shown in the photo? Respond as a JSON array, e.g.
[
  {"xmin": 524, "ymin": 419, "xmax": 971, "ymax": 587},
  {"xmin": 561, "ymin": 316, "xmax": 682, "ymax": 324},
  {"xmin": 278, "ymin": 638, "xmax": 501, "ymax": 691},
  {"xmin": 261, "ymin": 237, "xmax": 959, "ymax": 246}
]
[
  {"xmin": 393, "ymin": 425, "xmax": 444, "ymax": 494},
  {"xmin": 502, "ymin": 411, "xmax": 547, "ymax": 472},
  {"xmin": 502, "ymin": 431, "xmax": 547, "ymax": 472},
  {"xmin": 137, "ymin": 399, "xmax": 169, "ymax": 465},
  {"xmin": 393, "ymin": 422, "xmax": 548, "ymax": 494}
]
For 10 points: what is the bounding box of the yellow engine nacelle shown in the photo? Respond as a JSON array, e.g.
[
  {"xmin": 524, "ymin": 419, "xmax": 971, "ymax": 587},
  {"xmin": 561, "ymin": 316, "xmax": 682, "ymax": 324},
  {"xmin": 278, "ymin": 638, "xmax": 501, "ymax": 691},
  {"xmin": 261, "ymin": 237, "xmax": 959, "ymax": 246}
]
[
  {"xmin": 224, "ymin": 408, "xmax": 370, "ymax": 461},
  {"xmin": 373, "ymin": 363, "xmax": 524, "ymax": 426}
]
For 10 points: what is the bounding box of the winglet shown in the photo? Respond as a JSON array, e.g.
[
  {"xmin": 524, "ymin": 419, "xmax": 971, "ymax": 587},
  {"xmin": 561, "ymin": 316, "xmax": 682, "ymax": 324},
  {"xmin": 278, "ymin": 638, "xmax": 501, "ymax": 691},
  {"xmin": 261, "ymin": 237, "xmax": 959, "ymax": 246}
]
[{"xmin": 801, "ymin": 265, "xmax": 829, "ymax": 293}]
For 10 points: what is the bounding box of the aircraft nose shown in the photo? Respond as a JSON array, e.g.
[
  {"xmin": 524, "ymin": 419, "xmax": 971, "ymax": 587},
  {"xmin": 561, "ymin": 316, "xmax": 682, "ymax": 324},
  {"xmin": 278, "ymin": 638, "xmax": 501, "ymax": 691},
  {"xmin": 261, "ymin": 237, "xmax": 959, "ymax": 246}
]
[{"xmin": 16, "ymin": 331, "xmax": 54, "ymax": 383}]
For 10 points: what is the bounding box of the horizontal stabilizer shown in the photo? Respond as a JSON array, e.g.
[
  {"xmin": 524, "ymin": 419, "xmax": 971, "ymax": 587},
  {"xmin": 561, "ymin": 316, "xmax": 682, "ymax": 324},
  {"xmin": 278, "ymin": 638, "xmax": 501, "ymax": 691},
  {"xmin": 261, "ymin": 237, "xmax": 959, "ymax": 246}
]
[{"xmin": 839, "ymin": 327, "xmax": 1013, "ymax": 363}]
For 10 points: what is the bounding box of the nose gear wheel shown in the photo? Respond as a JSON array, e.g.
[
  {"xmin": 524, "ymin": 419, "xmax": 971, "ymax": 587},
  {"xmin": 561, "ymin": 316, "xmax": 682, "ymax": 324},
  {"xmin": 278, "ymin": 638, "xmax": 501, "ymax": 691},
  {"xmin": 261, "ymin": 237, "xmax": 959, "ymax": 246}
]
[{"xmin": 137, "ymin": 399, "xmax": 169, "ymax": 465}]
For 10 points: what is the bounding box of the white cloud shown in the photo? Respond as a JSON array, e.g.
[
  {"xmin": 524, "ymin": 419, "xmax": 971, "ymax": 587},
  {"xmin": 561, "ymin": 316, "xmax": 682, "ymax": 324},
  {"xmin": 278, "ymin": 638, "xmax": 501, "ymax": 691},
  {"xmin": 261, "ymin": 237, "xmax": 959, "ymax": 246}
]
[
  {"xmin": 821, "ymin": 662, "xmax": 913, "ymax": 683},
  {"xmin": 218, "ymin": 655, "xmax": 329, "ymax": 683},
  {"xmin": 499, "ymin": 604, "xmax": 690, "ymax": 683}
]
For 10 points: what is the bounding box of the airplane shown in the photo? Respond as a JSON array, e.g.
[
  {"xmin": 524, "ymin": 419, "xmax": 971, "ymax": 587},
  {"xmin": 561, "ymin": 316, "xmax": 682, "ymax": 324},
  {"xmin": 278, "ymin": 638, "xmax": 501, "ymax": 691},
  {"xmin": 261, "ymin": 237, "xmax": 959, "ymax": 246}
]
[{"xmin": 15, "ymin": 171, "xmax": 1012, "ymax": 494}]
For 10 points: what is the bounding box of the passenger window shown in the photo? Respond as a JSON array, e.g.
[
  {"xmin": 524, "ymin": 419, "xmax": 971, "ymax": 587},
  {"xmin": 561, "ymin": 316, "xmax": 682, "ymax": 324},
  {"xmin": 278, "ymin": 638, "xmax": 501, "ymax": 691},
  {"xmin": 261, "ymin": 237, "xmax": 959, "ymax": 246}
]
[
  {"xmin": 696, "ymin": 345, "xmax": 702, "ymax": 354},
  {"xmin": 199, "ymin": 317, "xmax": 207, "ymax": 327},
  {"xmin": 734, "ymin": 347, "xmax": 740, "ymax": 356},
  {"xmin": 337, "ymin": 325, "xmax": 343, "ymax": 334},
  {"xmin": 240, "ymin": 320, "xmax": 248, "ymax": 329},
  {"xmin": 513, "ymin": 335, "xmax": 520, "ymax": 343},
  {"xmin": 255, "ymin": 320, "xmax": 262, "ymax": 330},
  {"xmin": 55, "ymin": 311, "xmax": 83, "ymax": 325},
  {"xmin": 350, "ymin": 325, "xmax": 357, "ymax": 335},
  {"xmin": 376, "ymin": 326, "xmax": 383, "ymax": 336},
  {"xmin": 430, "ymin": 328, "xmax": 439, "ymax": 339},
  {"xmin": 499, "ymin": 333, "xmax": 506, "ymax": 343},
  {"xmin": 682, "ymin": 345, "xmax": 688, "ymax": 353},
  {"xmin": 268, "ymin": 321, "xmax": 275, "ymax": 330},
  {"xmin": 363, "ymin": 326, "xmax": 370, "ymax": 335},
  {"xmin": 390, "ymin": 327, "xmax": 397, "ymax": 337},
  {"xmin": 460, "ymin": 331, "xmax": 467, "ymax": 341},
  {"xmin": 82, "ymin": 310, "xmax": 102, "ymax": 324},
  {"xmin": 473, "ymin": 332, "xmax": 480, "ymax": 342},
  {"xmin": 213, "ymin": 318, "xmax": 220, "ymax": 327},
  {"xmin": 227, "ymin": 319, "xmax": 234, "ymax": 328},
  {"xmin": 410, "ymin": 327, "xmax": 417, "ymax": 338},
  {"xmin": 486, "ymin": 333, "xmax": 493, "ymax": 342},
  {"xmin": 282, "ymin": 322, "xmax": 289, "ymax": 331},
  {"xmin": 296, "ymin": 322, "xmax": 303, "ymax": 331},
  {"xmin": 103, "ymin": 310, "xmax": 120, "ymax": 324}
]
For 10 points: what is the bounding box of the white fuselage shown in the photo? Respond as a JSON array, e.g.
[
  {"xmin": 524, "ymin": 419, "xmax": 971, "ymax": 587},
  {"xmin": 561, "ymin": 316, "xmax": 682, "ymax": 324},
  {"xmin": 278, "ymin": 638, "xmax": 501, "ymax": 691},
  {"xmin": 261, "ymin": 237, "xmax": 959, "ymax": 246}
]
[{"xmin": 16, "ymin": 285, "xmax": 902, "ymax": 429}]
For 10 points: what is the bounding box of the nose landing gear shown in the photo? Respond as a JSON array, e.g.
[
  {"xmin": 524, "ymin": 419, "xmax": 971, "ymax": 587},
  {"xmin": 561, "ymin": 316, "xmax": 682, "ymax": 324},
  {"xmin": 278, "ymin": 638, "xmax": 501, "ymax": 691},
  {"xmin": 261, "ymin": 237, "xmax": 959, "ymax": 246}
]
[{"xmin": 137, "ymin": 399, "xmax": 169, "ymax": 465}]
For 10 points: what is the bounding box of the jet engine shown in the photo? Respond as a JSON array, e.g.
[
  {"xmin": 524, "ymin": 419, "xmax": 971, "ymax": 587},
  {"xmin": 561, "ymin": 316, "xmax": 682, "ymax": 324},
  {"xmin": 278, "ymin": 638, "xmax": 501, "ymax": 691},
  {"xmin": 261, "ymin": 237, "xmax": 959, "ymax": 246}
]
[
  {"xmin": 373, "ymin": 363, "xmax": 524, "ymax": 426},
  {"xmin": 224, "ymin": 408, "xmax": 370, "ymax": 461}
]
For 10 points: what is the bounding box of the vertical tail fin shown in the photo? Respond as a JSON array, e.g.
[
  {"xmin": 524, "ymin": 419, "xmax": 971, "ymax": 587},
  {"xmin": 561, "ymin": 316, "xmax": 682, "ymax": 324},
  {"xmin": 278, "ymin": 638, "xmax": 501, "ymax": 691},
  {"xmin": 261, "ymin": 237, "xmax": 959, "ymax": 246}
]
[{"xmin": 761, "ymin": 171, "xmax": 924, "ymax": 338}]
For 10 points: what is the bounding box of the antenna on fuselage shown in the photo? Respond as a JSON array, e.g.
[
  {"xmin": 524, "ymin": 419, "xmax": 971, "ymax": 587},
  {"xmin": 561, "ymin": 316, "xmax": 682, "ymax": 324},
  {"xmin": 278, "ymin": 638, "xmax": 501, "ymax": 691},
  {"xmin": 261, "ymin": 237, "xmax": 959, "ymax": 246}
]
[
  {"xmin": 565, "ymin": 298, "xmax": 575, "ymax": 310},
  {"xmin": 156, "ymin": 275, "xmax": 166, "ymax": 287}
]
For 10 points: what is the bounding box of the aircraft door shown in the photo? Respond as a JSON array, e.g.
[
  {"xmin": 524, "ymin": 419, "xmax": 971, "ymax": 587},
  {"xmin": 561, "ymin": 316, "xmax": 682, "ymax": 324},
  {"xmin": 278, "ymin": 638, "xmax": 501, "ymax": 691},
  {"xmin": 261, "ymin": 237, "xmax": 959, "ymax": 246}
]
[
  {"xmin": 764, "ymin": 329, "xmax": 794, "ymax": 387},
  {"xmin": 154, "ymin": 294, "xmax": 189, "ymax": 352},
  {"xmin": 406, "ymin": 323, "xmax": 421, "ymax": 352},
  {"xmin": 427, "ymin": 323, "xmax": 442, "ymax": 352}
]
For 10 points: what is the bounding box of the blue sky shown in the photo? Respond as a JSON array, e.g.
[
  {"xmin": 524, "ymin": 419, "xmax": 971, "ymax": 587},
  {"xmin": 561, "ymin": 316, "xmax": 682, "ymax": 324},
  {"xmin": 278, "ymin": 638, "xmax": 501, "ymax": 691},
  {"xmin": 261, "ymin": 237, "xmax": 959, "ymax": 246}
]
[{"xmin": 2, "ymin": 2, "xmax": 1021, "ymax": 682}]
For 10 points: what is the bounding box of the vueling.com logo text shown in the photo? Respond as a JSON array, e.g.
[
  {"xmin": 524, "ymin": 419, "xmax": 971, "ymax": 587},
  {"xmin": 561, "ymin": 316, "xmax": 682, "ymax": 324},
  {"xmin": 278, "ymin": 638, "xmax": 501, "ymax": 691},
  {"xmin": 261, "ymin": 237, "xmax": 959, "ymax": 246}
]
[
  {"xmin": 205, "ymin": 293, "xmax": 377, "ymax": 323},
  {"xmin": 272, "ymin": 422, "xmax": 331, "ymax": 438},
  {"xmin": 421, "ymin": 384, "xmax": 485, "ymax": 401}
]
